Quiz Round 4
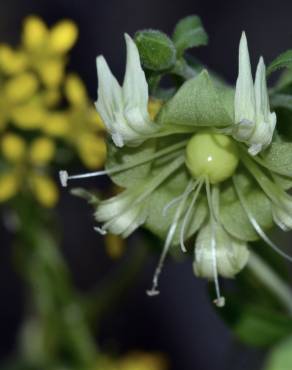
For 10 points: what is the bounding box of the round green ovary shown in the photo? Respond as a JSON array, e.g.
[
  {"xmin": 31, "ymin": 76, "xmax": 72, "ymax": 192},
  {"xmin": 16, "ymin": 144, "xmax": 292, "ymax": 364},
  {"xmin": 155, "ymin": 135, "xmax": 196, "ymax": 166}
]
[{"xmin": 185, "ymin": 131, "xmax": 239, "ymax": 184}]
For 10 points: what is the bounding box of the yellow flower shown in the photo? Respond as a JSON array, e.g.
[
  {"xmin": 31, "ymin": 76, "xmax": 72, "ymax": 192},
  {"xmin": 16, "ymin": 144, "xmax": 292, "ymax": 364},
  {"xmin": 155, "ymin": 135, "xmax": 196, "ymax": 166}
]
[
  {"xmin": 94, "ymin": 352, "xmax": 168, "ymax": 370},
  {"xmin": 21, "ymin": 16, "xmax": 78, "ymax": 87},
  {"xmin": 77, "ymin": 133, "xmax": 106, "ymax": 169},
  {"xmin": 105, "ymin": 234, "xmax": 125, "ymax": 259},
  {"xmin": 43, "ymin": 112, "xmax": 70, "ymax": 137},
  {"xmin": 118, "ymin": 352, "xmax": 168, "ymax": 370},
  {"xmin": 1, "ymin": 133, "xmax": 26, "ymax": 162},
  {"xmin": 0, "ymin": 171, "xmax": 20, "ymax": 202},
  {"xmin": 4, "ymin": 72, "xmax": 38, "ymax": 103},
  {"xmin": 43, "ymin": 74, "xmax": 107, "ymax": 169},
  {"xmin": 0, "ymin": 132, "xmax": 58, "ymax": 207},
  {"xmin": 0, "ymin": 72, "xmax": 45, "ymax": 132},
  {"xmin": 0, "ymin": 44, "xmax": 28, "ymax": 75},
  {"xmin": 29, "ymin": 137, "xmax": 56, "ymax": 165},
  {"xmin": 29, "ymin": 173, "xmax": 59, "ymax": 207}
]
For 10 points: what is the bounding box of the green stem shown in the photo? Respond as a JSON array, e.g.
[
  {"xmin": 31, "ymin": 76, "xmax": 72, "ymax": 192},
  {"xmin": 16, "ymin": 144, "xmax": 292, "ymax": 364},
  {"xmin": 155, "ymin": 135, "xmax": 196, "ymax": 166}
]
[
  {"xmin": 247, "ymin": 251, "xmax": 292, "ymax": 315},
  {"xmin": 14, "ymin": 196, "xmax": 97, "ymax": 368},
  {"xmin": 85, "ymin": 238, "xmax": 148, "ymax": 327}
]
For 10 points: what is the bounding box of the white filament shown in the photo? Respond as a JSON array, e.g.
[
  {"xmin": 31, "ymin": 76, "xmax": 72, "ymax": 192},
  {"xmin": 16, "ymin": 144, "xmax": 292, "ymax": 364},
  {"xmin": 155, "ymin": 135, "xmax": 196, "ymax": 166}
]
[
  {"xmin": 205, "ymin": 177, "xmax": 225, "ymax": 307},
  {"xmin": 59, "ymin": 140, "xmax": 187, "ymax": 187},
  {"xmin": 180, "ymin": 178, "xmax": 204, "ymax": 252},
  {"xmin": 147, "ymin": 180, "xmax": 194, "ymax": 297},
  {"xmin": 233, "ymin": 176, "xmax": 292, "ymax": 263}
]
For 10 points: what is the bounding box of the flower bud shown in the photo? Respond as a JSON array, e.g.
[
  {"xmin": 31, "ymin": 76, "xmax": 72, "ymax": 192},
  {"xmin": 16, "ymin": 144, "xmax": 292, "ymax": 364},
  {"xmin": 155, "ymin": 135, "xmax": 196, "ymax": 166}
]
[{"xmin": 193, "ymin": 222, "xmax": 249, "ymax": 279}]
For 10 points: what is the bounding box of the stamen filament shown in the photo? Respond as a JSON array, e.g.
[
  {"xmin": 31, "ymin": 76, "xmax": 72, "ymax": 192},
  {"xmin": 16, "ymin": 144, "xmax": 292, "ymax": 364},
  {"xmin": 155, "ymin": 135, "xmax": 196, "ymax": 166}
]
[
  {"xmin": 205, "ymin": 177, "xmax": 225, "ymax": 308},
  {"xmin": 233, "ymin": 175, "xmax": 292, "ymax": 263},
  {"xmin": 163, "ymin": 183, "xmax": 196, "ymax": 216},
  {"xmin": 240, "ymin": 150, "xmax": 292, "ymax": 214},
  {"xmin": 59, "ymin": 140, "xmax": 188, "ymax": 187},
  {"xmin": 180, "ymin": 178, "xmax": 204, "ymax": 252},
  {"xmin": 147, "ymin": 180, "xmax": 194, "ymax": 297}
]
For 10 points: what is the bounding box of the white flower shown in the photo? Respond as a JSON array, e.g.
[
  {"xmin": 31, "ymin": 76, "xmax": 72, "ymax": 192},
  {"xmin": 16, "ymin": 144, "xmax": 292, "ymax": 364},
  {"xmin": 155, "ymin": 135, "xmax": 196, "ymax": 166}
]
[
  {"xmin": 95, "ymin": 34, "xmax": 158, "ymax": 148},
  {"xmin": 232, "ymin": 32, "xmax": 276, "ymax": 156},
  {"xmin": 193, "ymin": 222, "xmax": 249, "ymax": 279},
  {"xmin": 95, "ymin": 189, "xmax": 148, "ymax": 237}
]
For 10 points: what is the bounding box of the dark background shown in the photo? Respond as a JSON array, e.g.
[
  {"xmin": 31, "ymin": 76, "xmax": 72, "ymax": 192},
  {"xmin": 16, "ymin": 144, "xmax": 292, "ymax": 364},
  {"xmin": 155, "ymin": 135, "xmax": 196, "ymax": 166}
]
[{"xmin": 0, "ymin": 0, "xmax": 292, "ymax": 369}]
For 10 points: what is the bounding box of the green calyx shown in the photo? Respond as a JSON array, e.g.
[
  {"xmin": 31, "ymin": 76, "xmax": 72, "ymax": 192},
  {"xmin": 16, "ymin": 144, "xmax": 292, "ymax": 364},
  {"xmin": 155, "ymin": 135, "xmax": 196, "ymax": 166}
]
[{"xmin": 185, "ymin": 131, "xmax": 239, "ymax": 184}]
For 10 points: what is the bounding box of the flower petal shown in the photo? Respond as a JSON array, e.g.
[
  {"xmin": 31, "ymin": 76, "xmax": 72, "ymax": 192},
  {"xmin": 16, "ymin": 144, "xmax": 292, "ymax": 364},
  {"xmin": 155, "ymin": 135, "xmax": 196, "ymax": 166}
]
[
  {"xmin": 234, "ymin": 32, "xmax": 255, "ymax": 124},
  {"xmin": 123, "ymin": 34, "xmax": 149, "ymax": 115},
  {"xmin": 193, "ymin": 223, "xmax": 249, "ymax": 279},
  {"xmin": 95, "ymin": 55, "xmax": 124, "ymax": 146}
]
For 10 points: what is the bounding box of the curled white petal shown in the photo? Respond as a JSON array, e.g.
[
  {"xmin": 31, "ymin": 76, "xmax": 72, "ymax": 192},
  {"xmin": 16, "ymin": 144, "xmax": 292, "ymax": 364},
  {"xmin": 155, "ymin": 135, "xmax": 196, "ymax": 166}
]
[
  {"xmin": 234, "ymin": 32, "xmax": 255, "ymax": 124},
  {"xmin": 95, "ymin": 34, "xmax": 158, "ymax": 147},
  {"xmin": 233, "ymin": 33, "xmax": 276, "ymax": 155},
  {"xmin": 193, "ymin": 222, "xmax": 249, "ymax": 279}
]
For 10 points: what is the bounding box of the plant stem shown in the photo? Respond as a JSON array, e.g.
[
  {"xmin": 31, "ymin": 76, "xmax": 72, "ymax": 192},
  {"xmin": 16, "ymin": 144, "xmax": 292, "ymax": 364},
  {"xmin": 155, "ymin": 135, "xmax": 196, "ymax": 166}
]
[{"xmin": 247, "ymin": 251, "xmax": 292, "ymax": 315}]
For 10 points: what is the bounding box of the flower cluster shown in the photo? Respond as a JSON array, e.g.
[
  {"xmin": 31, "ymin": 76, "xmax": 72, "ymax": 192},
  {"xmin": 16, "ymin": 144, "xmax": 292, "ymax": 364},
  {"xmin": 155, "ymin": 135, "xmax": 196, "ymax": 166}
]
[
  {"xmin": 62, "ymin": 18, "xmax": 292, "ymax": 306},
  {"xmin": 0, "ymin": 16, "xmax": 106, "ymax": 207}
]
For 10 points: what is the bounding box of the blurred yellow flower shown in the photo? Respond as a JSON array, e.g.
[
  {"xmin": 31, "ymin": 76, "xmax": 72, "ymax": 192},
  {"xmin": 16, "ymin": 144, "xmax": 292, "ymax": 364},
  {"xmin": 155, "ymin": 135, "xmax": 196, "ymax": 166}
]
[
  {"xmin": 1, "ymin": 133, "xmax": 26, "ymax": 162},
  {"xmin": 0, "ymin": 72, "xmax": 45, "ymax": 131},
  {"xmin": 0, "ymin": 44, "xmax": 28, "ymax": 75},
  {"xmin": 0, "ymin": 171, "xmax": 20, "ymax": 202},
  {"xmin": 43, "ymin": 74, "xmax": 106, "ymax": 169},
  {"xmin": 105, "ymin": 234, "xmax": 125, "ymax": 259},
  {"xmin": 21, "ymin": 16, "xmax": 78, "ymax": 87},
  {"xmin": 0, "ymin": 132, "xmax": 58, "ymax": 207},
  {"xmin": 118, "ymin": 352, "xmax": 168, "ymax": 370},
  {"xmin": 29, "ymin": 173, "xmax": 58, "ymax": 208},
  {"xmin": 96, "ymin": 352, "xmax": 168, "ymax": 370},
  {"xmin": 29, "ymin": 137, "xmax": 56, "ymax": 165}
]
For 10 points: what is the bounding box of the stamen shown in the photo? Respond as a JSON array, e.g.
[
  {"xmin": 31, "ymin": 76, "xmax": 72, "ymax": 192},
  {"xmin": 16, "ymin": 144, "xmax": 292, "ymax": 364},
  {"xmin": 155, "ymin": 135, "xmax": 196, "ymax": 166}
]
[
  {"xmin": 147, "ymin": 180, "xmax": 194, "ymax": 297},
  {"xmin": 205, "ymin": 177, "xmax": 225, "ymax": 308},
  {"xmin": 233, "ymin": 176, "xmax": 292, "ymax": 263},
  {"xmin": 94, "ymin": 226, "xmax": 107, "ymax": 235},
  {"xmin": 162, "ymin": 183, "xmax": 196, "ymax": 216},
  {"xmin": 180, "ymin": 178, "xmax": 204, "ymax": 252},
  {"xmin": 59, "ymin": 170, "xmax": 69, "ymax": 187},
  {"xmin": 59, "ymin": 140, "xmax": 187, "ymax": 187}
]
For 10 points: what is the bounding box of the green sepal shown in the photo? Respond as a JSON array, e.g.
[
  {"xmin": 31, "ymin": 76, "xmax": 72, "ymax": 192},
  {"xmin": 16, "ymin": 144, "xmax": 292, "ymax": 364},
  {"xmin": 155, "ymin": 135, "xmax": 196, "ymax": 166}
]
[
  {"xmin": 220, "ymin": 173, "xmax": 273, "ymax": 241},
  {"xmin": 262, "ymin": 142, "xmax": 292, "ymax": 177},
  {"xmin": 134, "ymin": 29, "xmax": 176, "ymax": 71},
  {"xmin": 173, "ymin": 15, "xmax": 208, "ymax": 57},
  {"xmin": 267, "ymin": 50, "xmax": 292, "ymax": 76},
  {"xmin": 159, "ymin": 70, "xmax": 234, "ymax": 129},
  {"xmin": 105, "ymin": 139, "xmax": 157, "ymax": 187}
]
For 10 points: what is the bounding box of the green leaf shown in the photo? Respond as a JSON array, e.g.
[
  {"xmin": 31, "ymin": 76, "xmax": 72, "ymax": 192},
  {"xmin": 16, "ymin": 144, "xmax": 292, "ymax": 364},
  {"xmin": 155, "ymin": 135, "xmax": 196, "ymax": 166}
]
[
  {"xmin": 263, "ymin": 142, "xmax": 292, "ymax": 177},
  {"xmin": 160, "ymin": 70, "xmax": 234, "ymax": 129},
  {"xmin": 135, "ymin": 30, "xmax": 176, "ymax": 71},
  {"xmin": 173, "ymin": 15, "xmax": 208, "ymax": 57},
  {"xmin": 226, "ymin": 303, "xmax": 292, "ymax": 348},
  {"xmin": 267, "ymin": 50, "xmax": 292, "ymax": 76},
  {"xmin": 106, "ymin": 139, "xmax": 157, "ymax": 187},
  {"xmin": 264, "ymin": 336, "xmax": 292, "ymax": 370},
  {"xmin": 220, "ymin": 175, "xmax": 273, "ymax": 241}
]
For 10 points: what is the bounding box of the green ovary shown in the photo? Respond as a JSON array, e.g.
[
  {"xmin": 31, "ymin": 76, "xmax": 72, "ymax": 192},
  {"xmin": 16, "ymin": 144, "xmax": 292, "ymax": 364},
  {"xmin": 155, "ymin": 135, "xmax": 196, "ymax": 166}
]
[{"xmin": 185, "ymin": 131, "xmax": 239, "ymax": 184}]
